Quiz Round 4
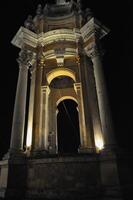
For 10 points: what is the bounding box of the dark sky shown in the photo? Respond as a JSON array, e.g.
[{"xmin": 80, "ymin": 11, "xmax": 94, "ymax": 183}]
[{"xmin": 0, "ymin": 0, "xmax": 132, "ymax": 158}]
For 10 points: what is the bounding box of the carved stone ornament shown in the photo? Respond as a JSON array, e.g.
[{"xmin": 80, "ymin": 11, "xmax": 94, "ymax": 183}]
[
  {"xmin": 17, "ymin": 49, "xmax": 34, "ymax": 67},
  {"xmin": 38, "ymin": 54, "xmax": 45, "ymax": 67},
  {"xmin": 24, "ymin": 15, "xmax": 35, "ymax": 32},
  {"xmin": 86, "ymin": 43, "xmax": 100, "ymax": 58}
]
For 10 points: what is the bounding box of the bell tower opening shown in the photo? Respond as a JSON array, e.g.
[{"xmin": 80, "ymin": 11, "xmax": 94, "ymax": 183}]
[{"xmin": 57, "ymin": 99, "xmax": 80, "ymax": 154}]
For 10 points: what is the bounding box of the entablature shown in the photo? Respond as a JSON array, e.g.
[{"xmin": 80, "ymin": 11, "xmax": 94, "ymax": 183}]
[
  {"xmin": 11, "ymin": 27, "xmax": 81, "ymax": 49},
  {"xmin": 80, "ymin": 18, "xmax": 109, "ymax": 56},
  {"xmin": 81, "ymin": 18, "xmax": 109, "ymax": 42},
  {"xmin": 11, "ymin": 27, "xmax": 38, "ymax": 49}
]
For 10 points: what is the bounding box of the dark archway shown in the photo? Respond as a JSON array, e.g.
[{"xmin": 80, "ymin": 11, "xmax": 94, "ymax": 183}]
[{"xmin": 57, "ymin": 99, "xmax": 80, "ymax": 154}]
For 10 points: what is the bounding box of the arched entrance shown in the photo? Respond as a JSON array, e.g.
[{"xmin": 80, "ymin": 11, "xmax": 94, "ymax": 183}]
[{"xmin": 57, "ymin": 99, "xmax": 80, "ymax": 154}]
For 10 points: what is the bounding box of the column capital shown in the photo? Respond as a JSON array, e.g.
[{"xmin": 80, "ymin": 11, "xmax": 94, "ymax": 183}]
[
  {"xmin": 30, "ymin": 62, "xmax": 37, "ymax": 74},
  {"xmin": 85, "ymin": 39, "xmax": 105, "ymax": 59},
  {"xmin": 17, "ymin": 49, "xmax": 35, "ymax": 68},
  {"xmin": 86, "ymin": 45, "xmax": 100, "ymax": 59},
  {"xmin": 38, "ymin": 54, "xmax": 45, "ymax": 68}
]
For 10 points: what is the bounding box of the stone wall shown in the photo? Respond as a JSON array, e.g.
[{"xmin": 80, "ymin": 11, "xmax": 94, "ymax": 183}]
[{"xmin": 25, "ymin": 155, "xmax": 101, "ymax": 200}]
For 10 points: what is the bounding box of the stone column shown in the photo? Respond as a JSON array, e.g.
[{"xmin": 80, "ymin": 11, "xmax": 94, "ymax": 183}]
[
  {"xmin": 39, "ymin": 86, "xmax": 50, "ymax": 152},
  {"xmin": 84, "ymin": 55, "xmax": 103, "ymax": 151},
  {"xmin": 88, "ymin": 47, "xmax": 116, "ymax": 148},
  {"xmin": 26, "ymin": 63, "xmax": 36, "ymax": 149},
  {"xmin": 10, "ymin": 49, "xmax": 32, "ymax": 152}
]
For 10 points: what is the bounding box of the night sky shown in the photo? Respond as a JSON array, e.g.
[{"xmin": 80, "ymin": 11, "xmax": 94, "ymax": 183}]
[{"xmin": 0, "ymin": 0, "xmax": 132, "ymax": 158}]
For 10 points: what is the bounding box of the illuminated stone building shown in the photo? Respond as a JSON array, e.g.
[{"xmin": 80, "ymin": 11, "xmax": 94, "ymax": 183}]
[{"xmin": 0, "ymin": 0, "xmax": 132, "ymax": 199}]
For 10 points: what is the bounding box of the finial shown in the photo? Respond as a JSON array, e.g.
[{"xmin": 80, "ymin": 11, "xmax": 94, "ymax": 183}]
[
  {"xmin": 24, "ymin": 15, "xmax": 35, "ymax": 32},
  {"xmin": 36, "ymin": 4, "xmax": 42, "ymax": 16}
]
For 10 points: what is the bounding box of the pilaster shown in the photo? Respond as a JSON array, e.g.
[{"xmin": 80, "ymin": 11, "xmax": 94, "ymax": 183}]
[
  {"xmin": 39, "ymin": 85, "xmax": 50, "ymax": 152},
  {"xmin": 74, "ymin": 83, "xmax": 95, "ymax": 153},
  {"xmin": 31, "ymin": 53, "xmax": 44, "ymax": 152},
  {"xmin": 48, "ymin": 97, "xmax": 58, "ymax": 154},
  {"xmin": 26, "ymin": 61, "xmax": 37, "ymax": 152},
  {"xmin": 75, "ymin": 38, "xmax": 96, "ymax": 152}
]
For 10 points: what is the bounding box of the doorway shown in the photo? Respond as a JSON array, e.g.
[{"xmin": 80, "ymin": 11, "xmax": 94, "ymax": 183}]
[{"xmin": 57, "ymin": 99, "xmax": 80, "ymax": 154}]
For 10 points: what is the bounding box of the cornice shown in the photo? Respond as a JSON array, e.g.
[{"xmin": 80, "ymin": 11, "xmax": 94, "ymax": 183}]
[
  {"xmin": 39, "ymin": 29, "xmax": 76, "ymax": 46},
  {"xmin": 46, "ymin": 11, "xmax": 75, "ymax": 21},
  {"xmin": 11, "ymin": 27, "xmax": 82, "ymax": 49},
  {"xmin": 81, "ymin": 17, "xmax": 109, "ymax": 42},
  {"xmin": 11, "ymin": 27, "xmax": 38, "ymax": 49}
]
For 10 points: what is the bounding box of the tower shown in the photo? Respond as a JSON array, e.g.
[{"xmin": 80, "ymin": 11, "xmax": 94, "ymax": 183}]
[{"xmin": 0, "ymin": 1, "xmax": 132, "ymax": 200}]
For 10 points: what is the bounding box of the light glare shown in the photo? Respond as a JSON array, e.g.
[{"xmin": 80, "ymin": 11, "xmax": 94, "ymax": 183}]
[{"xmin": 95, "ymin": 137, "xmax": 104, "ymax": 151}]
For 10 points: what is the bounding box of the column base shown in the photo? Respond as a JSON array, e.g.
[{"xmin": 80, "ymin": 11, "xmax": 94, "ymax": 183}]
[
  {"xmin": 2, "ymin": 148, "xmax": 26, "ymax": 161},
  {"xmin": 78, "ymin": 146, "xmax": 96, "ymax": 154}
]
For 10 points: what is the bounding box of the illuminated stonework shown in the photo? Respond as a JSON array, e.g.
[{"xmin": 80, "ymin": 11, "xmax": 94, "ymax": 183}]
[
  {"xmin": 9, "ymin": 0, "xmax": 114, "ymax": 153},
  {"xmin": 0, "ymin": 1, "xmax": 122, "ymax": 200}
]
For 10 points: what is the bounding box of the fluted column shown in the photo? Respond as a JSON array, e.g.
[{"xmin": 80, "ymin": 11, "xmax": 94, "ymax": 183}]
[
  {"xmin": 10, "ymin": 49, "xmax": 32, "ymax": 152},
  {"xmin": 88, "ymin": 47, "xmax": 116, "ymax": 148},
  {"xmin": 39, "ymin": 86, "xmax": 50, "ymax": 151}
]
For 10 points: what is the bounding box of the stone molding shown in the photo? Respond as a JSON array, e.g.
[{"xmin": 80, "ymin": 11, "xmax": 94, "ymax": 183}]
[
  {"xmin": 41, "ymin": 86, "xmax": 50, "ymax": 95},
  {"xmin": 43, "ymin": 48, "xmax": 77, "ymax": 60},
  {"xmin": 81, "ymin": 18, "xmax": 109, "ymax": 42},
  {"xmin": 11, "ymin": 27, "xmax": 38, "ymax": 49},
  {"xmin": 46, "ymin": 11, "xmax": 74, "ymax": 21},
  {"xmin": 74, "ymin": 82, "xmax": 81, "ymax": 93},
  {"xmin": 12, "ymin": 27, "xmax": 79, "ymax": 49}
]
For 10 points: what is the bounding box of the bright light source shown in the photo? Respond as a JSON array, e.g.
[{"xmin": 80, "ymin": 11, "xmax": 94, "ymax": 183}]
[
  {"xmin": 95, "ymin": 137, "xmax": 104, "ymax": 151},
  {"xmin": 26, "ymin": 127, "xmax": 32, "ymax": 148}
]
